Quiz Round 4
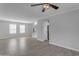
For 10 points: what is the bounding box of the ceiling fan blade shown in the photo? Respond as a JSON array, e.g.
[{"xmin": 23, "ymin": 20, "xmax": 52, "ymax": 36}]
[
  {"xmin": 49, "ymin": 4, "xmax": 59, "ymax": 10},
  {"xmin": 42, "ymin": 8, "xmax": 45, "ymax": 12},
  {"xmin": 31, "ymin": 3, "xmax": 43, "ymax": 7}
]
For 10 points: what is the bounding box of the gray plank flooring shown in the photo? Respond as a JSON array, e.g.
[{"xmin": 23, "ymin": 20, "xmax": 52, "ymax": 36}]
[{"xmin": 0, "ymin": 37, "xmax": 79, "ymax": 56}]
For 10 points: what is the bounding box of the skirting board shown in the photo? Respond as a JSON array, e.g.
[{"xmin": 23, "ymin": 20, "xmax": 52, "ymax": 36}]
[
  {"xmin": 49, "ymin": 41, "xmax": 79, "ymax": 52},
  {"xmin": 0, "ymin": 34, "xmax": 32, "ymax": 39}
]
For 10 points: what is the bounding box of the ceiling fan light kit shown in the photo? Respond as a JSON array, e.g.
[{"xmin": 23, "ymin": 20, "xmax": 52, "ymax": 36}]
[{"xmin": 42, "ymin": 3, "xmax": 49, "ymax": 9}]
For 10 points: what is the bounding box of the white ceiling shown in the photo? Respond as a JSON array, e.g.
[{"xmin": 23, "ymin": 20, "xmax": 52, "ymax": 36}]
[{"xmin": 0, "ymin": 3, "xmax": 79, "ymax": 22}]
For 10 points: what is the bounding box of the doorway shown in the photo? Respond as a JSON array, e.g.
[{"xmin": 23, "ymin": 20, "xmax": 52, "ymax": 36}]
[{"xmin": 44, "ymin": 20, "xmax": 50, "ymax": 42}]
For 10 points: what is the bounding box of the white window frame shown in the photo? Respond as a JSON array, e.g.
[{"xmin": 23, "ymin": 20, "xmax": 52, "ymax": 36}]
[
  {"xmin": 9, "ymin": 24, "xmax": 17, "ymax": 34},
  {"xmin": 20, "ymin": 24, "xmax": 25, "ymax": 33}
]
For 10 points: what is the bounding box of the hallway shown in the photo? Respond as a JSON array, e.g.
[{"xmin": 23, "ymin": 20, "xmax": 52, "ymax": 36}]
[{"xmin": 0, "ymin": 37, "xmax": 79, "ymax": 56}]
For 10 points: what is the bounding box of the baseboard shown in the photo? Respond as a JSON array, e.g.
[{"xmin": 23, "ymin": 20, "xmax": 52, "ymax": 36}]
[
  {"xmin": 0, "ymin": 35, "xmax": 32, "ymax": 39},
  {"xmin": 49, "ymin": 41, "xmax": 79, "ymax": 52},
  {"xmin": 37, "ymin": 39, "xmax": 45, "ymax": 41}
]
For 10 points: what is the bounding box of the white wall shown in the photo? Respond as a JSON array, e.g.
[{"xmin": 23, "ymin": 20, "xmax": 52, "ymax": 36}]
[
  {"xmin": 36, "ymin": 20, "xmax": 48, "ymax": 41},
  {"xmin": 36, "ymin": 9, "xmax": 79, "ymax": 51},
  {"xmin": 0, "ymin": 20, "xmax": 33, "ymax": 39},
  {"xmin": 49, "ymin": 9, "xmax": 79, "ymax": 51}
]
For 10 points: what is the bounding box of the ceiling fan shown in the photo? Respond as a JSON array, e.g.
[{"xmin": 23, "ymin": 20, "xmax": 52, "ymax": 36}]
[{"xmin": 31, "ymin": 3, "xmax": 59, "ymax": 12}]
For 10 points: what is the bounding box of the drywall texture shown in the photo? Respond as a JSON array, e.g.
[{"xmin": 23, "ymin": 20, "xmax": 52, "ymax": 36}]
[
  {"xmin": 36, "ymin": 20, "xmax": 48, "ymax": 41},
  {"xmin": 0, "ymin": 20, "xmax": 33, "ymax": 39},
  {"xmin": 49, "ymin": 9, "xmax": 79, "ymax": 51}
]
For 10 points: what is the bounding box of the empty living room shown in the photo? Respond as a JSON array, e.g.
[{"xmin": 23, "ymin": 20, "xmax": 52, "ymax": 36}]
[{"xmin": 0, "ymin": 0, "xmax": 79, "ymax": 58}]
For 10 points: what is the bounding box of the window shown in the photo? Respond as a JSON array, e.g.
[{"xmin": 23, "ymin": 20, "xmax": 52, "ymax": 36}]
[
  {"xmin": 9, "ymin": 24, "xmax": 16, "ymax": 34},
  {"xmin": 20, "ymin": 24, "xmax": 25, "ymax": 33}
]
